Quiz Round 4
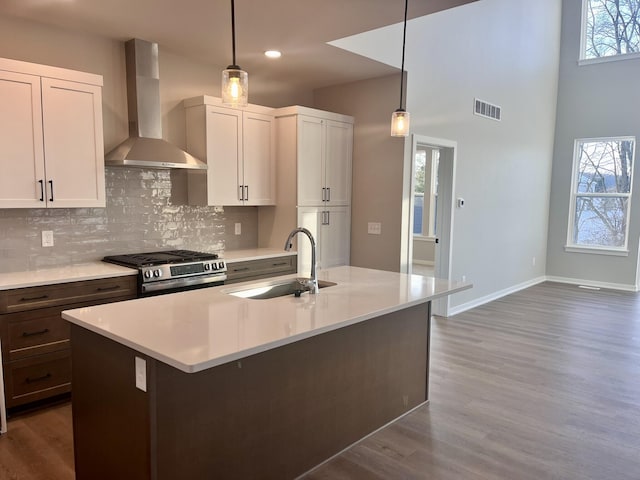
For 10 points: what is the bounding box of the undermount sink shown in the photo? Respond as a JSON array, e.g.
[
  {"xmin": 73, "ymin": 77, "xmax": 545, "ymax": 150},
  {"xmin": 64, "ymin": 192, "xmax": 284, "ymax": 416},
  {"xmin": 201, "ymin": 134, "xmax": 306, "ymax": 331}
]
[{"xmin": 226, "ymin": 278, "xmax": 337, "ymax": 300}]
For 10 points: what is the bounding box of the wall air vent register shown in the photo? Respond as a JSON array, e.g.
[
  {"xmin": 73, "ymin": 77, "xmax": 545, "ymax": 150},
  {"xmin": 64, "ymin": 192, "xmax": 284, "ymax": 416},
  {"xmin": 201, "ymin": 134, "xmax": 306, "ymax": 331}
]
[{"xmin": 474, "ymin": 98, "xmax": 501, "ymax": 121}]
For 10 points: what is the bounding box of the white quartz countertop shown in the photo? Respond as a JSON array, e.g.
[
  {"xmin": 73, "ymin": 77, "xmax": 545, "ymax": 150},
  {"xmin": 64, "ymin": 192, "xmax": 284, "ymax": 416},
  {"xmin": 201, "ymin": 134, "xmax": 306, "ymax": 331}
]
[
  {"xmin": 222, "ymin": 248, "xmax": 296, "ymax": 263},
  {"xmin": 63, "ymin": 266, "xmax": 470, "ymax": 374},
  {"xmin": 0, "ymin": 262, "xmax": 137, "ymax": 291}
]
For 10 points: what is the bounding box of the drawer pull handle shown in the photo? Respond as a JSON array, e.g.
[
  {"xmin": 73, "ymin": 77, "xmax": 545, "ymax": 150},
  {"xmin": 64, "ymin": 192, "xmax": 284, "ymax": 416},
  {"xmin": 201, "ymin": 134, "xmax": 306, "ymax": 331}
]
[
  {"xmin": 272, "ymin": 262, "xmax": 288, "ymax": 266},
  {"xmin": 22, "ymin": 328, "xmax": 50, "ymax": 338},
  {"xmin": 233, "ymin": 267, "xmax": 250, "ymax": 272},
  {"xmin": 96, "ymin": 286, "xmax": 120, "ymax": 292},
  {"xmin": 19, "ymin": 294, "xmax": 49, "ymax": 302},
  {"xmin": 26, "ymin": 372, "xmax": 52, "ymax": 384}
]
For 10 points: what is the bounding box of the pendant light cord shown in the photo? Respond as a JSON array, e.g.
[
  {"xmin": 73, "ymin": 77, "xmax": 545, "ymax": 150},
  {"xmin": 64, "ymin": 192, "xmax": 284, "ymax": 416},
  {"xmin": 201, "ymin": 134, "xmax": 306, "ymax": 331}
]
[
  {"xmin": 399, "ymin": 0, "xmax": 408, "ymax": 110},
  {"xmin": 231, "ymin": 0, "xmax": 237, "ymax": 66}
]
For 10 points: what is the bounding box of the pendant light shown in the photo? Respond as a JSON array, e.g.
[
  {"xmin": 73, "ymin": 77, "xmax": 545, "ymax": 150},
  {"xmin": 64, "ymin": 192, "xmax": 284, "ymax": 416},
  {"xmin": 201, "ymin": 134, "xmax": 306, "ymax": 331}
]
[
  {"xmin": 222, "ymin": 0, "xmax": 248, "ymax": 107},
  {"xmin": 391, "ymin": 0, "xmax": 410, "ymax": 137}
]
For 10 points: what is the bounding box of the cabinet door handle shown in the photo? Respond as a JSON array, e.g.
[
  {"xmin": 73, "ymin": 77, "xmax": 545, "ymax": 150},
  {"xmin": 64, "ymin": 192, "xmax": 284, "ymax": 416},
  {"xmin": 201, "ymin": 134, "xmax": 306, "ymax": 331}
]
[
  {"xmin": 19, "ymin": 294, "xmax": 49, "ymax": 302},
  {"xmin": 48, "ymin": 180, "xmax": 54, "ymax": 202},
  {"xmin": 238, "ymin": 185, "xmax": 244, "ymax": 201},
  {"xmin": 327, "ymin": 187, "xmax": 331, "ymax": 202},
  {"xmin": 322, "ymin": 187, "xmax": 326, "ymax": 202},
  {"xmin": 22, "ymin": 328, "xmax": 50, "ymax": 338},
  {"xmin": 233, "ymin": 267, "xmax": 250, "ymax": 272},
  {"xmin": 244, "ymin": 185, "xmax": 249, "ymax": 202},
  {"xmin": 272, "ymin": 262, "xmax": 288, "ymax": 266},
  {"xmin": 96, "ymin": 285, "xmax": 120, "ymax": 292},
  {"xmin": 326, "ymin": 211, "xmax": 330, "ymax": 225},
  {"xmin": 38, "ymin": 180, "xmax": 45, "ymax": 202},
  {"xmin": 26, "ymin": 372, "xmax": 52, "ymax": 384}
]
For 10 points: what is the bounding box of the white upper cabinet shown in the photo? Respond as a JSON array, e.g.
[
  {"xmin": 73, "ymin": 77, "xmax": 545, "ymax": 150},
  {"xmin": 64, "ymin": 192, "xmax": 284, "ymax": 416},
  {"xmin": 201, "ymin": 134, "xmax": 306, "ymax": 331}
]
[
  {"xmin": 296, "ymin": 114, "xmax": 353, "ymax": 207},
  {"xmin": 184, "ymin": 96, "xmax": 275, "ymax": 206},
  {"xmin": 0, "ymin": 58, "xmax": 105, "ymax": 209}
]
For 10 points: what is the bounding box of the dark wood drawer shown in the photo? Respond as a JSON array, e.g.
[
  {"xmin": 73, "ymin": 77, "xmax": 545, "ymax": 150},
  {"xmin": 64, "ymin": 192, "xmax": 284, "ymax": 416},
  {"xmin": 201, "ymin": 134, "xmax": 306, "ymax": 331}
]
[
  {"xmin": 3, "ymin": 350, "xmax": 71, "ymax": 408},
  {"xmin": 0, "ymin": 275, "xmax": 137, "ymax": 313},
  {"xmin": 2, "ymin": 305, "xmax": 70, "ymax": 361},
  {"xmin": 225, "ymin": 256, "xmax": 296, "ymax": 284}
]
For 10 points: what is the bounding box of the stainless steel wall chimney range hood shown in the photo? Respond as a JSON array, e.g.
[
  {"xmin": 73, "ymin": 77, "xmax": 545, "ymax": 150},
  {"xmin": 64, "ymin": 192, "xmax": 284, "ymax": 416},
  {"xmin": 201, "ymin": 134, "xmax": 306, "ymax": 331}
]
[{"xmin": 105, "ymin": 39, "xmax": 206, "ymax": 170}]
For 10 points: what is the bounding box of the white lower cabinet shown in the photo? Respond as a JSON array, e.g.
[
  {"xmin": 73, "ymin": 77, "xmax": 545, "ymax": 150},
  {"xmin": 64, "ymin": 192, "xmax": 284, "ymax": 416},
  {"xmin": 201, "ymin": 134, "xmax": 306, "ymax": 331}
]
[
  {"xmin": 0, "ymin": 58, "xmax": 105, "ymax": 209},
  {"xmin": 297, "ymin": 206, "xmax": 350, "ymax": 275}
]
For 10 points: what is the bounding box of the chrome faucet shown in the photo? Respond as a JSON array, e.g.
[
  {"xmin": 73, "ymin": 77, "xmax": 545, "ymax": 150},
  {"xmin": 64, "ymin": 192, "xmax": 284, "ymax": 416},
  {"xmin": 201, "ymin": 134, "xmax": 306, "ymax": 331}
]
[{"xmin": 284, "ymin": 227, "xmax": 319, "ymax": 294}]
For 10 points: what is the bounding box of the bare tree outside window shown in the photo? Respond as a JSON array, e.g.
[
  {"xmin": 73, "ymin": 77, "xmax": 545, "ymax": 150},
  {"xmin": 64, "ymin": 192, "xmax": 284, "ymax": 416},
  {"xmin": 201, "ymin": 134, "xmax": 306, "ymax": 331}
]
[
  {"xmin": 584, "ymin": 0, "xmax": 640, "ymax": 59},
  {"xmin": 570, "ymin": 138, "xmax": 635, "ymax": 248}
]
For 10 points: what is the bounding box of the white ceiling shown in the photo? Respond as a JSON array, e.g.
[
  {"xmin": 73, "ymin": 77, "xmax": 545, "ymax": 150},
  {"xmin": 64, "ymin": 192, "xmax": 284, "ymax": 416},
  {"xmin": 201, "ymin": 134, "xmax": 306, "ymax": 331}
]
[{"xmin": 0, "ymin": 0, "xmax": 477, "ymax": 95}]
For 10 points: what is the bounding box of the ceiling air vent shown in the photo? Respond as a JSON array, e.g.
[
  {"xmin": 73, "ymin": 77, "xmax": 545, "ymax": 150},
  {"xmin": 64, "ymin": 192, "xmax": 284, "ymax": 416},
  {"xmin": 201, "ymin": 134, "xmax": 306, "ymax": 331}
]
[{"xmin": 474, "ymin": 98, "xmax": 501, "ymax": 121}]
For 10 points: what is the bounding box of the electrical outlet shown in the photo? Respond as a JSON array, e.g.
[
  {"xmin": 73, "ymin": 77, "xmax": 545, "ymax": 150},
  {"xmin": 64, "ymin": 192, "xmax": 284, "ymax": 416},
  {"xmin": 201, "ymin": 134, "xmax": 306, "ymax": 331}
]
[
  {"xmin": 462, "ymin": 275, "xmax": 466, "ymax": 283},
  {"xmin": 234, "ymin": 223, "xmax": 241, "ymax": 235},
  {"xmin": 532, "ymin": 256, "xmax": 536, "ymax": 266},
  {"xmin": 367, "ymin": 222, "xmax": 382, "ymax": 235},
  {"xmin": 41, "ymin": 230, "xmax": 54, "ymax": 247},
  {"xmin": 135, "ymin": 357, "xmax": 147, "ymax": 392}
]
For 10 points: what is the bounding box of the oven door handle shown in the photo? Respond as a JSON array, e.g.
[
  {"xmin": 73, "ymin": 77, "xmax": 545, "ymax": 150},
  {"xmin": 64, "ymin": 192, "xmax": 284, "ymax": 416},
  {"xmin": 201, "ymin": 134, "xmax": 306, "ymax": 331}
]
[{"xmin": 141, "ymin": 274, "xmax": 227, "ymax": 294}]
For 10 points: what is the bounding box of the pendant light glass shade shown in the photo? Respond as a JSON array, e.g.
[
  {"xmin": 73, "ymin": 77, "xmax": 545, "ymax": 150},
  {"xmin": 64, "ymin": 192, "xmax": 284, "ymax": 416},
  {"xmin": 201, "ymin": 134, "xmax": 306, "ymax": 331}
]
[
  {"xmin": 222, "ymin": 65, "xmax": 248, "ymax": 107},
  {"xmin": 391, "ymin": 109, "xmax": 410, "ymax": 137},
  {"xmin": 391, "ymin": 0, "xmax": 410, "ymax": 137},
  {"xmin": 222, "ymin": 0, "xmax": 248, "ymax": 107}
]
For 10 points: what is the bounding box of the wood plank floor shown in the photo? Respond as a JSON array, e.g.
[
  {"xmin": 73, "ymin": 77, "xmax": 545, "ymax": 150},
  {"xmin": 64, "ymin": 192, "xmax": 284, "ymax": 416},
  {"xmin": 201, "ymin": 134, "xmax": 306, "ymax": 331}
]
[{"xmin": 2, "ymin": 281, "xmax": 639, "ymax": 479}]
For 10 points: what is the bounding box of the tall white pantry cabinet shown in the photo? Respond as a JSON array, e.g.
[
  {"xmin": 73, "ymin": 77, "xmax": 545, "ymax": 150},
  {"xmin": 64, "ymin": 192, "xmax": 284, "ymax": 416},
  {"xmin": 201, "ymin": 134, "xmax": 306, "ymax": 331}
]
[
  {"xmin": 0, "ymin": 58, "xmax": 105, "ymax": 208},
  {"xmin": 260, "ymin": 106, "xmax": 353, "ymax": 274}
]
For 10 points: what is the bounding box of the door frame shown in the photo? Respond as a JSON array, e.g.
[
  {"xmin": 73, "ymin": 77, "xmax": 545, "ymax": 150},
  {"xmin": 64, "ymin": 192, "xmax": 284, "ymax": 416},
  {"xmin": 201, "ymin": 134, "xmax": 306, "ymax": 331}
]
[{"xmin": 400, "ymin": 134, "xmax": 457, "ymax": 317}]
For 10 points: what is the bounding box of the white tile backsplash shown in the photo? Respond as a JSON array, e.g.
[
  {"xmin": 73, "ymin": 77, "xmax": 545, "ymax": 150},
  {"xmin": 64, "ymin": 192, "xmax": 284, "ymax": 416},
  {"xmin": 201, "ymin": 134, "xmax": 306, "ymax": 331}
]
[{"xmin": 0, "ymin": 167, "xmax": 258, "ymax": 273}]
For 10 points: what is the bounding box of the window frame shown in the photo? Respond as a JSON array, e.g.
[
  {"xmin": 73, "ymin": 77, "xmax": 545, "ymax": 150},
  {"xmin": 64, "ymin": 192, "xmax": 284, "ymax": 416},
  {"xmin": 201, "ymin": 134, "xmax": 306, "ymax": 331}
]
[
  {"xmin": 565, "ymin": 136, "xmax": 635, "ymax": 256},
  {"xmin": 579, "ymin": 0, "xmax": 640, "ymax": 65}
]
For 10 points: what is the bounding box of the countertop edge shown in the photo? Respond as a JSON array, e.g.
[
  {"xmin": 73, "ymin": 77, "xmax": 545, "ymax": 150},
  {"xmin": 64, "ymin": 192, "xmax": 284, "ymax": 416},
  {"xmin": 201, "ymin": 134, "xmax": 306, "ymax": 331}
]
[{"xmin": 63, "ymin": 278, "xmax": 471, "ymax": 374}]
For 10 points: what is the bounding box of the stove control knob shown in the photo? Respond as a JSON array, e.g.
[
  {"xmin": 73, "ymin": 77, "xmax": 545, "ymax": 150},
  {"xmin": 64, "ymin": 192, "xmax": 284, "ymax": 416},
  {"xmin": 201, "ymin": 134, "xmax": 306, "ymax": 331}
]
[
  {"xmin": 204, "ymin": 263, "xmax": 210, "ymax": 271},
  {"xmin": 153, "ymin": 269, "xmax": 162, "ymax": 278},
  {"xmin": 143, "ymin": 270, "xmax": 152, "ymax": 279},
  {"xmin": 218, "ymin": 261, "xmax": 225, "ymax": 270}
]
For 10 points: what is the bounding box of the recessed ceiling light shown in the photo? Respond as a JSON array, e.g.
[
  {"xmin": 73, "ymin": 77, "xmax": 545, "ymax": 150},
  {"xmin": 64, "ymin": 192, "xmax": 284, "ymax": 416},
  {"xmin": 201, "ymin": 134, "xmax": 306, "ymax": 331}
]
[{"xmin": 264, "ymin": 50, "xmax": 282, "ymax": 59}]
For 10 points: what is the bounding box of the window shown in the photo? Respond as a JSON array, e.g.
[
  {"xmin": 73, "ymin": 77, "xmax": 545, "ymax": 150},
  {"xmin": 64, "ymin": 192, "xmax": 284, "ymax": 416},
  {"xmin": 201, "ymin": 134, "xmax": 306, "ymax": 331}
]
[
  {"xmin": 413, "ymin": 148, "xmax": 439, "ymax": 237},
  {"xmin": 567, "ymin": 137, "xmax": 635, "ymax": 254},
  {"xmin": 581, "ymin": 0, "xmax": 640, "ymax": 62}
]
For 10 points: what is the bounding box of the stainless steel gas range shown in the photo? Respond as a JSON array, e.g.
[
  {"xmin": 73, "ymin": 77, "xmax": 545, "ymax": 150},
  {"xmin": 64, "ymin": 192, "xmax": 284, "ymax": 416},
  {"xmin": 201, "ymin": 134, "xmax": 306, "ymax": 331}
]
[{"xmin": 103, "ymin": 250, "xmax": 227, "ymax": 297}]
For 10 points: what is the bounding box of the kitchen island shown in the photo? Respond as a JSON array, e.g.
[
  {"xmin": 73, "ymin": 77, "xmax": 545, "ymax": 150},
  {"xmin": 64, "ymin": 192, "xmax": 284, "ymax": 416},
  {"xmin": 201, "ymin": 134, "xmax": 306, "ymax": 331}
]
[{"xmin": 63, "ymin": 266, "xmax": 470, "ymax": 479}]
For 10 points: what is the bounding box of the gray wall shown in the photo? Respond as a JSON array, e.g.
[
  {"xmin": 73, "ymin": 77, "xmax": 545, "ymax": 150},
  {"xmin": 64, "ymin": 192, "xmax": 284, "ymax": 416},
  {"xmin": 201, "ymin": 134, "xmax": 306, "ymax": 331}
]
[
  {"xmin": 314, "ymin": 75, "xmax": 406, "ymax": 272},
  {"xmin": 546, "ymin": 0, "xmax": 640, "ymax": 288},
  {"xmin": 325, "ymin": 0, "xmax": 562, "ymax": 309}
]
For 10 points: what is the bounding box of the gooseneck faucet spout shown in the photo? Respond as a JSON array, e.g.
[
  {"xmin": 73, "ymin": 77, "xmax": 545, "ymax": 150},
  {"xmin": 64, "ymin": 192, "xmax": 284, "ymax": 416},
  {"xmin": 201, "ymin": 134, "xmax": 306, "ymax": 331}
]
[{"xmin": 284, "ymin": 227, "xmax": 319, "ymax": 294}]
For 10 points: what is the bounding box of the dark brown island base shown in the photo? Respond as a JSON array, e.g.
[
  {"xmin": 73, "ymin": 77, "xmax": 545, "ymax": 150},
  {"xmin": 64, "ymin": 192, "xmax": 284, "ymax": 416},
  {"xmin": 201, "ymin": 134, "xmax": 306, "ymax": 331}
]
[{"xmin": 64, "ymin": 266, "xmax": 470, "ymax": 479}]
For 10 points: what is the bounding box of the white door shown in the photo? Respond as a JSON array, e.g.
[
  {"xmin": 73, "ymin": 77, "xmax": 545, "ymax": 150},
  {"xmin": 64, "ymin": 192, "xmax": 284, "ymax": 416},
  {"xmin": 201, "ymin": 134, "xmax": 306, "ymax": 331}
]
[
  {"xmin": 205, "ymin": 106, "xmax": 242, "ymax": 205},
  {"xmin": 297, "ymin": 116, "xmax": 324, "ymax": 206},
  {"xmin": 0, "ymin": 71, "xmax": 46, "ymax": 208},
  {"xmin": 41, "ymin": 78, "xmax": 105, "ymax": 208},
  {"xmin": 322, "ymin": 206, "xmax": 351, "ymax": 269},
  {"xmin": 324, "ymin": 120, "xmax": 352, "ymax": 206},
  {"xmin": 242, "ymin": 111, "xmax": 275, "ymax": 205}
]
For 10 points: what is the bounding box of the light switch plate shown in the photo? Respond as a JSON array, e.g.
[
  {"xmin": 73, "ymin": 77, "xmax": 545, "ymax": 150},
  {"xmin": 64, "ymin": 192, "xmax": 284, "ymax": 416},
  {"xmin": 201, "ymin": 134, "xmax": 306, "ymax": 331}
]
[
  {"xmin": 367, "ymin": 222, "xmax": 382, "ymax": 235},
  {"xmin": 235, "ymin": 223, "xmax": 241, "ymax": 235},
  {"xmin": 135, "ymin": 357, "xmax": 147, "ymax": 392}
]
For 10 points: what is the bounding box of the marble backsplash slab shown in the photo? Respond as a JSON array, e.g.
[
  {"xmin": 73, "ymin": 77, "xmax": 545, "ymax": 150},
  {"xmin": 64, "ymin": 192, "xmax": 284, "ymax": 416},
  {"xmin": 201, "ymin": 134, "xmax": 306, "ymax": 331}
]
[{"xmin": 0, "ymin": 167, "xmax": 258, "ymax": 273}]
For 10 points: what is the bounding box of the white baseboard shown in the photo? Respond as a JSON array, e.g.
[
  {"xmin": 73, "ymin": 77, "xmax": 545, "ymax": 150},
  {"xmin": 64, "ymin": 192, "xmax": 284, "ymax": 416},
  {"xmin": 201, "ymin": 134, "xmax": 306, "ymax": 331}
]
[
  {"xmin": 412, "ymin": 260, "xmax": 434, "ymax": 266},
  {"xmin": 545, "ymin": 275, "xmax": 638, "ymax": 292},
  {"xmin": 448, "ymin": 276, "xmax": 547, "ymax": 316},
  {"xmin": 447, "ymin": 274, "xmax": 638, "ymax": 317}
]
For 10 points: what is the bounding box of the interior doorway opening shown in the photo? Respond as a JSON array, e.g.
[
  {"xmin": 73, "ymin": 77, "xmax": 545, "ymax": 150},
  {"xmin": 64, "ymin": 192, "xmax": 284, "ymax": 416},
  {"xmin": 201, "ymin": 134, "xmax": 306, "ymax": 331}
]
[{"xmin": 402, "ymin": 134, "xmax": 457, "ymax": 316}]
